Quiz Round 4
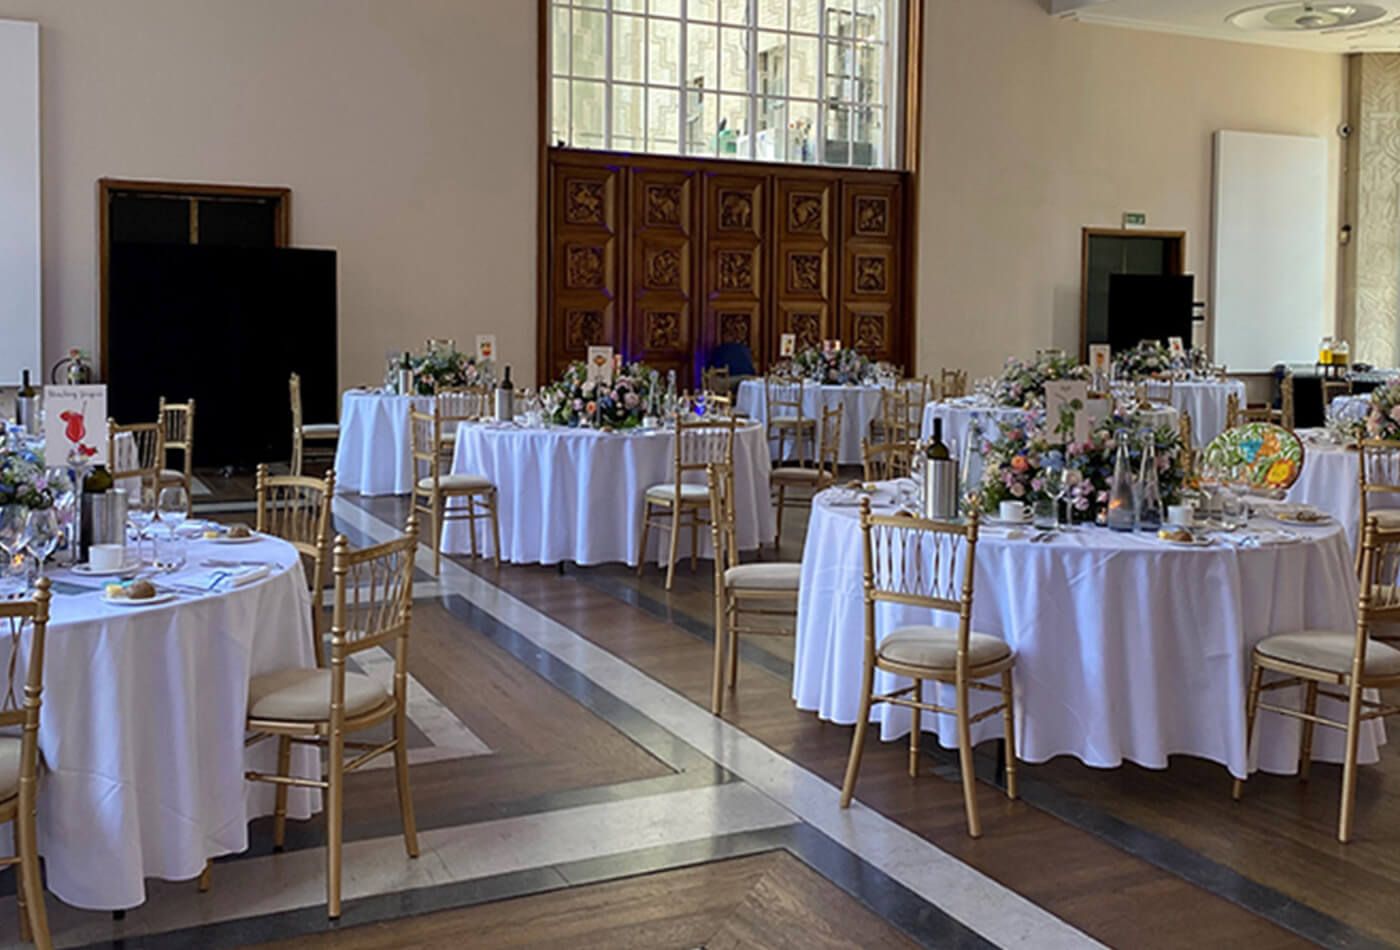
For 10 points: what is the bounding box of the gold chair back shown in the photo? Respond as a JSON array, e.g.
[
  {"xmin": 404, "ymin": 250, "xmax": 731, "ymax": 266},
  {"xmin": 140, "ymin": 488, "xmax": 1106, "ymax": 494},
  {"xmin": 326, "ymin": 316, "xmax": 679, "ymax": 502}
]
[
  {"xmin": 878, "ymin": 386, "xmax": 922, "ymax": 443},
  {"xmin": 436, "ymin": 386, "xmax": 490, "ymax": 423},
  {"xmin": 1360, "ymin": 519, "xmax": 1400, "ymax": 631},
  {"xmin": 764, "ymin": 375, "xmax": 811, "ymax": 464},
  {"xmin": 1178, "ymin": 411, "xmax": 1195, "ymax": 481},
  {"xmin": 674, "ymin": 414, "xmax": 738, "ymax": 488},
  {"xmin": 329, "ymin": 524, "xmax": 417, "ymax": 664},
  {"xmin": 158, "ymin": 397, "xmax": 195, "ymax": 477},
  {"xmin": 1358, "ymin": 439, "xmax": 1400, "ymax": 538},
  {"xmin": 1226, "ymin": 392, "xmax": 1241, "ymax": 430},
  {"xmin": 940, "ymin": 368, "xmax": 968, "ymax": 400},
  {"xmin": 256, "ymin": 464, "xmax": 336, "ymax": 665},
  {"xmin": 861, "ymin": 437, "xmax": 917, "ymax": 482},
  {"xmin": 1322, "ymin": 378, "xmax": 1352, "ymax": 418},
  {"xmin": 409, "ymin": 408, "xmax": 446, "ymax": 488},
  {"xmin": 108, "ymin": 418, "xmax": 164, "ymax": 494},
  {"xmin": 860, "ymin": 502, "xmax": 978, "ymax": 653},
  {"xmin": 815, "ymin": 403, "xmax": 844, "ymax": 482}
]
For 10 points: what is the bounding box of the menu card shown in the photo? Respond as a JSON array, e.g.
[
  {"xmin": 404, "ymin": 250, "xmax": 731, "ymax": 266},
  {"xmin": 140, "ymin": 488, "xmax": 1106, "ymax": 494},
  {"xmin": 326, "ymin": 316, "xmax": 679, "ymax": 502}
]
[
  {"xmin": 586, "ymin": 345, "xmax": 615, "ymax": 386},
  {"xmin": 475, "ymin": 334, "xmax": 497, "ymax": 362},
  {"xmin": 1088, "ymin": 344, "xmax": 1111, "ymax": 376},
  {"xmin": 779, "ymin": 333, "xmax": 796, "ymax": 357},
  {"xmin": 43, "ymin": 384, "xmax": 108, "ymax": 466},
  {"xmin": 1074, "ymin": 396, "xmax": 1112, "ymax": 444},
  {"xmin": 1045, "ymin": 380, "xmax": 1089, "ymax": 434}
]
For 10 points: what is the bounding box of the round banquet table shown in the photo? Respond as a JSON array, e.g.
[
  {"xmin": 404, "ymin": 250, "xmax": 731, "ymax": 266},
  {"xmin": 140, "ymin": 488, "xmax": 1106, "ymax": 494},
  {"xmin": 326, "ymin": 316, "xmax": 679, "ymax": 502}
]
[
  {"xmin": 441, "ymin": 420, "xmax": 776, "ymax": 566},
  {"xmin": 1287, "ymin": 429, "xmax": 1400, "ymax": 548},
  {"xmin": 921, "ymin": 398, "xmax": 1178, "ymax": 456},
  {"xmin": 735, "ymin": 378, "xmax": 889, "ymax": 464},
  {"xmin": 15, "ymin": 534, "xmax": 319, "ymax": 909},
  {"xmin": 1139, "ymin": 378, "xmax": 1245, "ymax": 447},
  {"xmin": 793, "ymin": 483, "xmax": 1378, "ymax": 779},
  {"xmin": 334, "ymin": 390, "xmax": 434, "ymax": 496}
]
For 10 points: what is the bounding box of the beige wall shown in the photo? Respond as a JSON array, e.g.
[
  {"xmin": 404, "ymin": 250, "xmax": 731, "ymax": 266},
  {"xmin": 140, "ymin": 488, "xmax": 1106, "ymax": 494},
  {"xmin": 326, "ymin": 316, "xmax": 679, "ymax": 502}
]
[
  {"xmin": 5, "ymin": 0, "xmax": 1350, "ymax": 391},
  {"xmin": 0, "ymin": 0, "xmax": 538, "ymax": 389},
  {"xmin": 917, "ymin": 0, "xmax": 1348, "ymax": 378}
]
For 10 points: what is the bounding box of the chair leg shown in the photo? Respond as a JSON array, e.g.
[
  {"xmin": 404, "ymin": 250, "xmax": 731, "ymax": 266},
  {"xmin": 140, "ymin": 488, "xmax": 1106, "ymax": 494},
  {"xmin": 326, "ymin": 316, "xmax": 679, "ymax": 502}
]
[
  {"xmin": 489, "ymin": 491, "xmax": 502, "ymax": 568},
  {"xmin": 466, "ymin": 495, "xmax": 480, "ymax": 561},
  {"xmin": 16, "ymin": 787, "xmax": 50, "ymax": 950},
  {"xmin": 956, "ymin": 678, "xmax": 981, "ymax": 838},
  {"xmin": 198, "ymin": 861, "xmax": 212, "ymax": 893},
  {"xmin": 711, "ymin": 588, "xmax": 727, "ymax": 716},
  {"xmin": 1000, "ymin": 671, "xmax": 1018, "ymax": 800},
  {"xmin": 1338, "ymin": 680, "xmax": 1365, "ymax": 843},
  {"xmin": 431, "ymin": 495, "xmax": 444, "ymax": 576},
  {"xmin": 394, "ymin": 706, "xmax": 421, "ymax": 858},
  {"xmin": 726, "ymin": 601, "xmax": 739, "ymax": 689},
  {"xmin": 1299, "ymin": 681, "xmax": 1319, "ymax": 782},
  {"xmin": 840, "ymin": 658, "xmax": 877, "ymax": 808},
  {"xmin": 665, "ymin": 504, "xmax": 681, "ymax": 591},
  {"xmin": 636, "ymin": 504, "xmax": 652, "ymax": 576},
  {"xmin": 1233, "ymin": 664, "xmax": 1264, "ymax": 801},
  {"xmin": 909, "ymin": 679, "xmax": 922, "ymax": 779},
  {"xmin": 16, "ymin": 872, "xmax": 28, "ymax": 942},
  {"xmin": 774, "ymin": 485, "xmax": 786, "ymax": 552},
  {"xmin": 272, "ymin": 735, "xmax": 292, "ymax": 850},
  {"xmin": 689, "ymin": 508, "xmax": 699, "ymax": 573},
  {"xmin": 326, "ymin": 725, "xmax": 345, "ymax": 919}
]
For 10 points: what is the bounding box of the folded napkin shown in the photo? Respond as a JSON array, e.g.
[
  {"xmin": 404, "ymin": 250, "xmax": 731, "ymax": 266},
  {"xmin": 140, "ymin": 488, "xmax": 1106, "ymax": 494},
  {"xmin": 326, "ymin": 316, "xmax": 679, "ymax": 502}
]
[
  {"xmin": 228, "ymin": 565, "xmax": 271, "ymax": 587},
  {"xmin": 180, "ymin": 565, "xmax": 271, "ymax": 592}
]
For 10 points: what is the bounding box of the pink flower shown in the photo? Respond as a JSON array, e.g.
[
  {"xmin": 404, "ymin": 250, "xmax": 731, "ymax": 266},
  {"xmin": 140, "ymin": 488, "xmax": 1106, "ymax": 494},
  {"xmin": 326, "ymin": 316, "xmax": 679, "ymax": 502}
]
[{"xmin": 1010, "ymin": 482, "xmax": 1026, "ymax": 498}]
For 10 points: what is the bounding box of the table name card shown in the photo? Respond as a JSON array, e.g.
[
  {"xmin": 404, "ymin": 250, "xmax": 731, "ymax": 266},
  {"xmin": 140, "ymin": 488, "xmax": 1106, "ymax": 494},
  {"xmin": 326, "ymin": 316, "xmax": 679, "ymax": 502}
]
[
  {"xmin": 43, "ymin": 384, "xmax": 108, "ymax": 466},
  {"xmin": 586, "ymin": 345, "xmax": 615, "ymax": 386}
]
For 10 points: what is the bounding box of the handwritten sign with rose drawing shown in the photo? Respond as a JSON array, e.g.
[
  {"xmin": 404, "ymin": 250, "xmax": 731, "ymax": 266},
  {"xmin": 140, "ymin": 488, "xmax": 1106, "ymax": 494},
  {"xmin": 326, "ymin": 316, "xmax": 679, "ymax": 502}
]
[{"xmin": 42, "ymin": 385, "xmax": 108, "ymax": 467}]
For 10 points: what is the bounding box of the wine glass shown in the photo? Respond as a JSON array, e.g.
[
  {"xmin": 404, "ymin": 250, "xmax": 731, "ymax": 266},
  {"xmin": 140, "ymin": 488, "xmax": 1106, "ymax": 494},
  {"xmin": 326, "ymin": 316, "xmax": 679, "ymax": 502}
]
[
  {"xmin": 158, "ymin": 486, "xmax": 190, "ymax": 537},
  {"xmin": 23, "ymin": 507, "xmax": 60, "ymax": 582},
  {"xmin": 1042, "ymin": 468, "xmax": 1067, "ymax": 529}
]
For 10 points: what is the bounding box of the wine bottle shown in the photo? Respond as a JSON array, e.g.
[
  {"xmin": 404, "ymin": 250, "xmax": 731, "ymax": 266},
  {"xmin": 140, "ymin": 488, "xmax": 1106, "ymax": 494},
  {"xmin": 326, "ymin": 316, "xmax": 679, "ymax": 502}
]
[
  {"xmin": 923, "ymin": 418, "xmax": 958, "ymax": 519},
  {"xmin": 83, "ymin": 464, "xmax": 113, "ymax": 494},
  {"xmin": 926, "ymin": 418, "xmax": 950, "ymax": 461},
  {"xmin": 496, "ymin": 365, "xmax": 515, "ymax": 422},
  {"xmin": 15, "ymin": 369, "xmax": 37, "ymax": 434}
]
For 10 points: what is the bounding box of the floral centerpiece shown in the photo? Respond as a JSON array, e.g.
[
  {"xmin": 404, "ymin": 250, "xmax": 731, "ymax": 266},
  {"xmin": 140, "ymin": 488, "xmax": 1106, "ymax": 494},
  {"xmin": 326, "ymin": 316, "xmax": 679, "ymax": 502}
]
[
  {"xmin": 977, "ymin": 412, "xmax": 1183, "ymax": 522},
  {"xmin": 543, "ymin": 360, "xmax": 655, "ymax": 429},
  {"xmin": 0, "ymin": 443, "xmax": 53, "ymax": 510},
  {"xmin": 1364, "ymin": 380, "xmax": 1400, "ymax": 442},
  {"xmin": 409, "ymin": 344, "xmax": 486, "ymax": 395},
  {"xmin": 1112, "ymin": 340, "xmax": 1173, "ymax": 381},
  {"xmin": 992, "ymin": 353, "xmax": 1089, "ymax": 409},
  {"xmin": 792, "ymin": 347, "xmax": 875, "ymax": 386}
]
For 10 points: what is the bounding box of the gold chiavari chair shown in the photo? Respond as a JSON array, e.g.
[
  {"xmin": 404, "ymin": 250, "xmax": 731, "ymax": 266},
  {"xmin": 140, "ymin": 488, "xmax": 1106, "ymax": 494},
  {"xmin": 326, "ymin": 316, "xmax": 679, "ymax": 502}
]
[
  {"xmin": 1178, "ymin": 411, "xmax": 1196, "ymax": 482},
  {"xmin": 638, "ymin": 414, "xmax": 738, "ymax": 590},
  {"xmin": 256, "ymin": 464, "xmax": 336, "ymax": 664},
  {"xmin": 242, "ymin": 525, "xmax": 420, "ymax": 917},
  {"xmin": 861, "ymin": 437, "xmax": 917, "ymax": 482},
  {"xmin": 839, "ymin": 501, "xmax": 1017, "ymax": 837},
  {"xmin": 1226, "ymin": 392, "xmax": 1241, "ymax": 430},
  {"xmin": 764, "ymin": 376, "xmax": 816, "ymax": 466},
  {"xmin": 707, "ymin": 462, "xmax": 799, "ymax": 715},
  {"xmin": 1357, "ymin": 439, "xmax": 1400, "ymax": 573},
  {"xmin": 1321, "ymin": 377, "xmax": 1352, "ymax": 419},
  {"xmin": 156, "ymin": 397, "xmax": 195, "ymax": 511},
  {"xmin": 435, "ymin": 386, "xmax": 491, "ymax": 458},
  {"xmin": 770, "ymin": 404, "xmax": 843, "ymax": 552},
  {"xmin": 939, "ymin": 368, "xmax": 968, "ymax": 400},
  {"xmin": 0, "ymin": 580, "xmax": 51, "ymax": 950},
  {"xmin": 410, "ymin": 407, "xmax": 499, "ymax": 574},
  {"xmin": 1239, "ymin": 374, "xmax": 1295, "ymax": 430},
  {"xmin": 108, "ymin": 418, "xmax": 164, "ymax": 498},
  {"xmin": 290, "ymin": 372, "xmax": 339, "ymax": 477},
  {"xmin": 874, "ymin": 384, "xmax": 923, "ymax": 444},
  {"xmin": 1234, "ymin": 517, "xmax": 1400, "ymax": 842}
]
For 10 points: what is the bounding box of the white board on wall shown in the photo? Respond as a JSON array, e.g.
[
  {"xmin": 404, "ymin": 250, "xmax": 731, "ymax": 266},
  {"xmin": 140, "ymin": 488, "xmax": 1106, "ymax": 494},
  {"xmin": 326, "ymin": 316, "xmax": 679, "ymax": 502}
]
[
  {"xmin": 1211, "ymin": 130, "xmax": 1328, "ymax": 374},
  {"xmin": 0, "ymin": 19, "xmax": 40, "ymax": 385}
]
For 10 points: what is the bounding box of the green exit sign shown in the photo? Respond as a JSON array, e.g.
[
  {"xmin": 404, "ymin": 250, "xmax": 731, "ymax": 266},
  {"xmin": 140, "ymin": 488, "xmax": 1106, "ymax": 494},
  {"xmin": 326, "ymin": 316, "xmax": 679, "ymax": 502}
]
[{"xmin": 1123, "ymin": 211, "xmax": 1148, "ymax": 228}]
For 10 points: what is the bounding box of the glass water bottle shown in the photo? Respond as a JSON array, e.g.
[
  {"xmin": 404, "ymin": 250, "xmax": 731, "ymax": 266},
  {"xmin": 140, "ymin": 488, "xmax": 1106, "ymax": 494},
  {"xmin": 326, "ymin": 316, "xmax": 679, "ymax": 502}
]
[{"xmin": 1105, "ymin": 435, "xmax": 1137, "ymax": 532}]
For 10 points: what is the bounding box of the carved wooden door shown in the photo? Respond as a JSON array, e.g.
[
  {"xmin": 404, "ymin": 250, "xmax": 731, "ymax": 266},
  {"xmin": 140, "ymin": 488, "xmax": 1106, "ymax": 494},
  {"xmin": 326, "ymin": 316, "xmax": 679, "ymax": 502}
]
[
  {"xmin": 548, "ymin": 159, "xmax": 622, "ymax": 380},
  {"xmin": 627, "ymin": 167, "xmax": 696, "ymax": 382}
]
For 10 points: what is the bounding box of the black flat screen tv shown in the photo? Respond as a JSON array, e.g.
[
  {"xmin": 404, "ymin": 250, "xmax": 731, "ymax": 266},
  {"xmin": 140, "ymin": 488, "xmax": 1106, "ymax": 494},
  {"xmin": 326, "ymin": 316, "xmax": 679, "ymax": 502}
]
[
  {"xmin": 1106, "ymin": 273, "xmax": 1194, "ymax": 353},
  {"xmin": 108, "ymin": 243, "xmax": 337, "ymax": 470}
]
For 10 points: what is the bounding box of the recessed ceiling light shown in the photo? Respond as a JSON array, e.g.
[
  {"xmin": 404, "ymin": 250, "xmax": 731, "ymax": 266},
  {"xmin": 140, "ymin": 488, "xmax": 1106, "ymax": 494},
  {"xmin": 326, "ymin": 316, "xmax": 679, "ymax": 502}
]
[{"xmin": 1229, "ymin": 1, "xmax": 1391, "ymax": 31}]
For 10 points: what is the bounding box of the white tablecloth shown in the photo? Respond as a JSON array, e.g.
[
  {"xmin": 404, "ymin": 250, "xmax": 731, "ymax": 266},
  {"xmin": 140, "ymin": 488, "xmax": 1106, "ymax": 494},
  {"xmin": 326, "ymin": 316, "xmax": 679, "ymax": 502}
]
[
  {"xmin": 921, "ymin": 399, "xmax": 1178, "ymax": 456},
  {"xmin": 1287, "ymin": 430, "xmax": 1400, "ymax": 548},
  {"xmin": 334, "ymin": 390, "xmax": 433, "ymax": 496},
  {"xmin": 442, "ymin": 421, "xmax": 776, "ymax": 566},
  {"xmin": 27, "ymin": 535, "xmax": 318, "ymax": 909},
  {"xmin": 735, "ymin": 379, "xmax": 888, "ymax": 464},
  {"xmin": 1140, "ymin": 378, "xmax": 1245, "ymax": 447},
  {"xmin": 794, "ymin": 485, "xmax": 1376, "ymax": 778},
  {"xmin": 1331, "ymin": 393, "xmax": 1369, "ymax": 417}
]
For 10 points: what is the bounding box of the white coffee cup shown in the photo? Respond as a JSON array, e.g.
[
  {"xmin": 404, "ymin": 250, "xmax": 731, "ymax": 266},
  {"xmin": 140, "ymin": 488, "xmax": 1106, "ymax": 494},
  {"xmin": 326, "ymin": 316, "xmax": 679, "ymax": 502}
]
[
  {"xmin": 1167, "ymin": 504, "xmax": 1195, "ymax": 526},
  {"xmin": 89, "ymin": 543, "xmax": 125, "ymax": 572},
  {"xmin": 999, "ymin": 501, "xmax": 1026, "ymax": 523}
]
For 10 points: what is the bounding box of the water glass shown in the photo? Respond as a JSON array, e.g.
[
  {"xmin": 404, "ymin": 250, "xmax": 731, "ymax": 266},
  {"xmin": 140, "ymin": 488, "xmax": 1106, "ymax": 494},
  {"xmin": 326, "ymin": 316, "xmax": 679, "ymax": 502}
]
[
  {"xmin": 1220, "ymin": 490, "xmax": 1247, "ymax": 531},
  {"xmin": 24, "ymin": 507, "xmax": 60, "ymax": 580},
  {"xmin": 158, "ymin": 486, "xmax": 190, "ymax": 536},
  {"xmin": 1033, "ymin": 499, "xmax": 1057, "ymax": 530}
]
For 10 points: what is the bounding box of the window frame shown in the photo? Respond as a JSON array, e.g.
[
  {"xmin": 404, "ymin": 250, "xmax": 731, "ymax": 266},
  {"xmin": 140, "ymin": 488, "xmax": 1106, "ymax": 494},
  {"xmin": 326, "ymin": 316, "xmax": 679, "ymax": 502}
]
[{"xmin": 548, "ymin": 0, "xmax": 905, "ymax": 170}]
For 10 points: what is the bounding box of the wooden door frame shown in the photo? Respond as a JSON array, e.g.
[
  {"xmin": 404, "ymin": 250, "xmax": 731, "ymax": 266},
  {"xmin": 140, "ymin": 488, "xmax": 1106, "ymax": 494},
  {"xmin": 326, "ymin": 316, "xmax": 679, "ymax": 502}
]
[
  {"xmin": 535, "ymin": 0, "xmax": 924, "ymax": 384},
  {"xmin": 1078, "ymin": 227, "xmax": 1186, "ymax": 361},
  {"xmin": 98, "ymin": 177, "xmax": 291, "ymax": 373}
]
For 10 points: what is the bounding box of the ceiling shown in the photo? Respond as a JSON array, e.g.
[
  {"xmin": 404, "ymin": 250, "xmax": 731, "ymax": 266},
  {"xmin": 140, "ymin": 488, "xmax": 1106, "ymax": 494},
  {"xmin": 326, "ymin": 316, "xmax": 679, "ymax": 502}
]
[{"xmin": 1049, "ymin": 0, "xmax": 1400, "ymax": 52}]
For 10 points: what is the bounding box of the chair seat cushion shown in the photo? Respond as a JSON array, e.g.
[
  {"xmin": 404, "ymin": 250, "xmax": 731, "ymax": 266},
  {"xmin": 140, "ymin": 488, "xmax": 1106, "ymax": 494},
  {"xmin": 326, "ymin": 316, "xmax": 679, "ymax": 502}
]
[
  {"xmin": 158, "ymin": 468, "xmax": 186, "ymax": 483},
  {"xmin": 418, "ymin": 474, "xmax": 493, "ymax": 492},
  {"xmin": 877, "ymin": 625, "xmax": 1011, "ymax": 671},
  {"xmin": 645, "ymin": 483, "xmax": 710, "ymax": 503},
  {"xmin": 302, "ymin": 423, "xmax": 340, "ymax": 437},
  {"xmin": 0, "ymin": 737, "xmax": 22, "ymax": 801},
  {"xmin": 770, "ymin": 467, "xmax": 826, "ymax": 486},
  {"xmin": 1370, "ymin": 509, "xmax": 1400, "ymax": 528},
  {"xmin": 725, "ymin": 562, "xmax": 801, "ymax": 591},
  {"xmin": 1255, "ymin": 631, "xmax": 1400, "ymax": 677},
  {"xmin": 248, "ymin": 668, "xmax": 390, "ymax": 722}
]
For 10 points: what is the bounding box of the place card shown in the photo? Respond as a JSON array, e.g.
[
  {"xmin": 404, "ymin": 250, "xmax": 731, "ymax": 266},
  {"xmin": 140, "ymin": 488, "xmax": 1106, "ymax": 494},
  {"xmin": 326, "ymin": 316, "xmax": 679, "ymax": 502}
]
[
  {"xmin": 1073, "ymin": 396, "xmax": 1112, "ymax": 444},
  {"xmin": 475, "ymin": 334, "xmax": 497, "ymax": 362},
  {"xmin": 1168, "ymin": 336, "xmax": 1185, "ymax": 357},
  {"xmin": 1088, "ymin": 344, "xmax": 1111, "ymax": 376},
  {"xmin": 43, "ymin": 384, "xmax": 108, "ymax": 466},
  {"xmin": 822, "ymin": 339, "xmax": 841, "ymax": 353},
  {"xmin": 586, "ymin": 345, "xmax": 615, "ymax": 386},
  {"xmin": 780, "ymin": 333, "xmax": 796, "ymax": 357},
  {"xmin": 1044, "ymin": 380, "xmax": 1088, "ymax": 435}
]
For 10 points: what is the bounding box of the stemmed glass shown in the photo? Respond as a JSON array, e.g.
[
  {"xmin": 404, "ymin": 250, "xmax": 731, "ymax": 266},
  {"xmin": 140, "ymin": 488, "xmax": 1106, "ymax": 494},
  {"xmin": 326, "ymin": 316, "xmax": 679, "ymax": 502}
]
[
  {"xmin": 0, "ymin": 507, "xmax": 31, "ymax": 598},
  {"xmin": 158, "ymin": 486, "xmax": 190, "ymax": 536},
  {"xmin": 23, "ymin": 507, "xmax": 60, "ymax": 583},
  {"xmin": 128, "ymin": 487, "xmax": 157, "ymax": 563},
  {"xmin": 1042, "ymin": 468, "xmax": 1067, "ymax": 529}
]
